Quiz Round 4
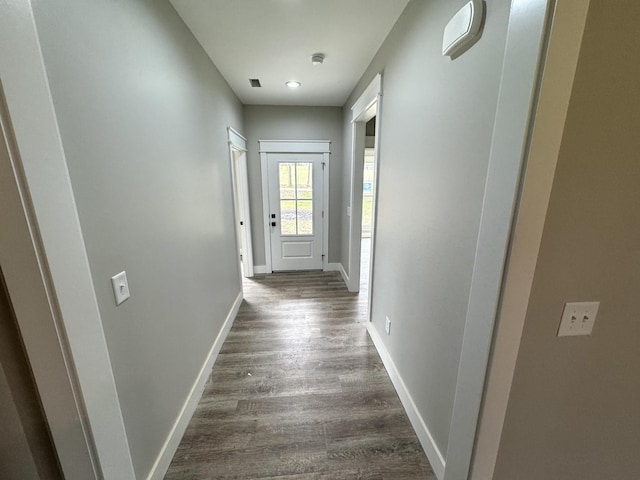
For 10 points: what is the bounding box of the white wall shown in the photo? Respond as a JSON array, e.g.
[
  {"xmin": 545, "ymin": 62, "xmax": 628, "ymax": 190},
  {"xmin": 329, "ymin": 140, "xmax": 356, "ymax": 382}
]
[
  {"xmin": 31, "ymin": 0, "xmax": 243, "ymax": 477},
  {"xmin": 243, "ymin": 105, "xmax": 343, "ymax": 267},
  {"xmin": 341, "ymin": 0, "xmax": 512, "ymax": 458}
]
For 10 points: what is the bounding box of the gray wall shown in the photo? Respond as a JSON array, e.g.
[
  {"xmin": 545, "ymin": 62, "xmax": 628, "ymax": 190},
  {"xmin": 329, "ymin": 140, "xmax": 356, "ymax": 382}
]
[
  {"xmin": 341, "ymin": 0, "xmax": 512, "ymax": 455},
  {"xmin": 243, "ymin": 105, "xmax": 343, "ymax": 266},
  {"xmin": 32, "ymin": 0, "xmax": 243, "ymax": 477},
  {"xmin": 494, "ymin": 1, "xmax": 640, "ymax": 478},
  {"xmin": 0, "ymin": 270, "xmax": 60, "ymax": 480}
]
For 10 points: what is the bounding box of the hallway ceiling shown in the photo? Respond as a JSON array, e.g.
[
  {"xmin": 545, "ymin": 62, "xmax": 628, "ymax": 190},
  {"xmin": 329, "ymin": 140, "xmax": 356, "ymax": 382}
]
[{"xmin": 169, "ymin": 0, "xmax": 410, "ymax": 106}]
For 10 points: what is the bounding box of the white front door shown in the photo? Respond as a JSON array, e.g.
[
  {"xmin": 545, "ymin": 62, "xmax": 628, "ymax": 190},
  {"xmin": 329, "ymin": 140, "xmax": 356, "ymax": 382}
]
[{"xmin": 267, "ymin": 153, "xmax": 324, "ymax": 271}]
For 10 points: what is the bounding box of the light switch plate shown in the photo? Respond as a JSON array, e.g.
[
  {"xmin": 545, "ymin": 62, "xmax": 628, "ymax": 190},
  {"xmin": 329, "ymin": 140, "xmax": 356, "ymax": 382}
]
[
  {"xmin": 558, "ymin": 301, "xmax": 599, "ymax": 337},
  {"xmin": 111, "ymin": 271, "xmax": 130, "ymax": 306}
]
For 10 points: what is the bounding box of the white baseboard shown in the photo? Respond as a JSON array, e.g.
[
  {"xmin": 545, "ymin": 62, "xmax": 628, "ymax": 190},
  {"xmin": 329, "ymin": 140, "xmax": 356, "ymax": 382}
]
[
  {"xmin": 325, "ymin": 262, "xmax": 349, "ymax": 286},
  {"xmin": 147, "ymin": 291, "xmax": 243, "ymax": 480},
  {"xmin": 254, "ymin": 263, "xmax": 347, "ymax": 282},
  {"xmin": 325, "ymin": 262, "xmax": 341, "ymax": 272},
  {"xmin": 366, "ymin": 322, "xmax": 446, "ymax": 480},
  {"xmin": 338, "ymin": 264, "xmax": 349, "ymax": 288},
  {"xmin": 253, "ymin": 264, "xmax": 269, "ymax": 275}
]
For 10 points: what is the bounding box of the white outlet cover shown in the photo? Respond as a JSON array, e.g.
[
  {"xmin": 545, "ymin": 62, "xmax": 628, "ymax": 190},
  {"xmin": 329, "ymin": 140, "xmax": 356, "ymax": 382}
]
[
  {"xmin": 111, "ymin": 271, "xmax": 130, "ymax": 306},
  {"xmin": 558, "ymin": 301, "xmax": 599, "ymax": 337}
]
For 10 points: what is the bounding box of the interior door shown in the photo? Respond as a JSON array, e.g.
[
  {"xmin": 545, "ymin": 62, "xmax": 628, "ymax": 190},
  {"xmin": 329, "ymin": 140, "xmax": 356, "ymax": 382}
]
[
  {"xmin": 267, "ymin": 153, "xmax": 324, "ymax": 271},
  {"xmin": 231, "ymin": 148, "xmax": 254, "ymax": 277}
]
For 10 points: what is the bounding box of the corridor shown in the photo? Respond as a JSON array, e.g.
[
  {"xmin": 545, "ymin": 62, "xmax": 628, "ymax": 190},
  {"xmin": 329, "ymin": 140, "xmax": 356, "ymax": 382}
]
[{"xmin": 165, "ymin": 271, "xmax": 434, "ymax": 479}]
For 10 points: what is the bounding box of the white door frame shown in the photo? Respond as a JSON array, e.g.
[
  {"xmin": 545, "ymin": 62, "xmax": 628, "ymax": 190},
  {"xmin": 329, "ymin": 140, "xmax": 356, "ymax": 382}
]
[
  {"xmin": 0, "ymin": 3, "xmax": 134, "ymax": 478},
  {"xmin": 259, "ymin": 140, "xmax": 330, "ymax": 272},
  {"xmin": 347, "ymin": 74, "xmax": 382, "ymax": 309},
  {"xmin": 445, "ymin": 0, "xmax": 574, "ymax": 478},
  {"xmin": 469, "ymin": 1, "xmax": 591, "ymax": 478},
  {"xmin": 227, "ymin": 127, "xmax": 254, "ymax": 279}
]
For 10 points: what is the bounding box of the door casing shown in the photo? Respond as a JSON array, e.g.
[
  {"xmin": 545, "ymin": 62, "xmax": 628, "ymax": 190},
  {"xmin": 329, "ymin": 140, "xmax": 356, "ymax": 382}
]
[
  {"xmin": 259, "ymin": 140, "xmax": 330, "ymax": 273},
  {"xmin": 227, "ymin": 127, "xmax": 254, "ymax": 279},
  {"xmin": 0, "ymin": 5, "xmax": 134, "ymax": 477},
  {"xmin": 347, "ymin": 75, "xmax": 382, "ymax": 317}
]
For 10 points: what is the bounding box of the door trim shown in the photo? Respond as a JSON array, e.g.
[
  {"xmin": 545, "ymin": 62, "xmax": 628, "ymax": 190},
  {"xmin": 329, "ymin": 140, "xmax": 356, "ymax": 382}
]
[
  {"xmin": 259, "ymin": 140, "xmax": 331, "ymax": 154},
  {"xmin": 347, "ymin": 73, "xmax": 382, "ymax": 318},
  {"xmin": 445, "ymin": 0, "xmax": 568, "ymax": 478},
  {"xmin": 227, "ymin": 127, "xmax": 254, "ymax": 279},
  {"xmin": 0, "ymin": 4, "xmax": 134, "ymax": 478},
  {"xmin": 259, "ymin": 140, "xmax": 331, "ymax": 272},
  {"xmin": 469, "ymin": 1, "xmax": 591, "ymax": 478}
]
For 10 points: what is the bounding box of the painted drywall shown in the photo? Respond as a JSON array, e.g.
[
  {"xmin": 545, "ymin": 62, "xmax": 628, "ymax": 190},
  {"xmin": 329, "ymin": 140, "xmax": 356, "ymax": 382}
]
[
  {"xmin": 243, "ymin": 105, "xmax": 343, "ymax": 266},
  {"xmin": 341, "ymin": 0, "xmax": 512, "ymax": 456},
  {"xmin": 32, "ymin": 0, "xmax": 243, "ymax": 477},
  {"xmin": 493, "ymin": 1, "xmax": 640, "ymax": 478},
  {"xmin": 0, "ymin": 271, "xmax": 60, "ymax": 480}
]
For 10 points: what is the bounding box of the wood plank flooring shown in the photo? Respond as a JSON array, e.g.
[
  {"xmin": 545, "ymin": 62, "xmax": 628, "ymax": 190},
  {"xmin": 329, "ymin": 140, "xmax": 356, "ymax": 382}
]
[{"xmin": 165, "ymin": 269, "xmax": 434, "ymax": 479}]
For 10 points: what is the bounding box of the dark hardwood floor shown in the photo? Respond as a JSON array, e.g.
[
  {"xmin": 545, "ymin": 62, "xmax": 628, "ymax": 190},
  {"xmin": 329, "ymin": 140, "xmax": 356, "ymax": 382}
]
[{"xmin": 165, "ymin": 259, "xmax": 434, "ymax": 479}]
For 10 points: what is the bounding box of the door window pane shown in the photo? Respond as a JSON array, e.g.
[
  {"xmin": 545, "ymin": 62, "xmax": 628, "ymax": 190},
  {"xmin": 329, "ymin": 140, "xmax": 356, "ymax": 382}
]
[
  {"xmin": 296, "ymin": 163, "xmax": 313, "ymax": 199},
  {"xmin": 280, "ymin": 200, "xmax": 296, "ymax": 235},
  {"xmin": 297, "ymin": 200, "xmax": 313, "ymax": 235},
  {"xmin": 277, "ymin": 161, "xmax": 314, "ymax": 236},
  {"xmin": 279, "ymin": 163, "xmax": 296, "ymax": 199}
]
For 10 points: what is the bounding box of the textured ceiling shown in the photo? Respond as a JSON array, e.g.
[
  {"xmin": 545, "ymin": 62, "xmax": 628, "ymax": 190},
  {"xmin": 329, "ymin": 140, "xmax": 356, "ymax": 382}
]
[{"xmin": 169, "ymin": 0, "xmax": 410, "ymax": 106}]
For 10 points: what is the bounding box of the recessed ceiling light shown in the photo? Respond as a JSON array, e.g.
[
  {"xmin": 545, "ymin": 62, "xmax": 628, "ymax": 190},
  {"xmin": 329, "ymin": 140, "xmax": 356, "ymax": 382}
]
[{"xmin": 285, "ymin": 81, "xmax": 301, "ymax": 88}]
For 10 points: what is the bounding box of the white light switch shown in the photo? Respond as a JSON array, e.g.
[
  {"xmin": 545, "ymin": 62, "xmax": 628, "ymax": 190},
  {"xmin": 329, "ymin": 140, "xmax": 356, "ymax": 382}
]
[
  {"xmin": 557, "ymin": 301, "xmax": 599, "ymax": 337},
  {"xmin": 111, "ymin": 271, "xmax": 130, "ymax": 306}
]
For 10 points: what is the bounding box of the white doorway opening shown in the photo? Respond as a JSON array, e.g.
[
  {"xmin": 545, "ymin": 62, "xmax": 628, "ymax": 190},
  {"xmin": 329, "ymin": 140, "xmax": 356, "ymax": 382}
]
[
  {"xmin": 347, "ymin": 75, "xmax": 382, "ymax": 323},
  {"xmin": 359, "ymin": 140, "xmax": 377, "ymax": 299},
  {"xmin": 227, "ymin": 127, "xmax": 254, "ymax": 279}
]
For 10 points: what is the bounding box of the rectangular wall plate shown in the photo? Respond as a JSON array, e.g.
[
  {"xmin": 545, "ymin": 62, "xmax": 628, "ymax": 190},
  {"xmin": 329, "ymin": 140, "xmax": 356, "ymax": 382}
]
[
  {"xmin": 111, "ymin": 271, "xmax": 130, "ymax": 306},
  {"xmin": 557, "ymin": 301, "xmax": 599, "ymax": 337}
]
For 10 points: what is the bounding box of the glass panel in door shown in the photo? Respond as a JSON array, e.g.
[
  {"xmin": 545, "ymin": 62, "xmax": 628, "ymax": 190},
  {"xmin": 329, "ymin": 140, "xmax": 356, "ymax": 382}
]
[{"xmin": 277, "ymin": 162, "xmax": 313, "ymax": 236}]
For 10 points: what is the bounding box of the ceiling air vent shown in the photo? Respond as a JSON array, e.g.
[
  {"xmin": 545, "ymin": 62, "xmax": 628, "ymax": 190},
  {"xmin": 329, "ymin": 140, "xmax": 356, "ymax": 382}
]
[{"xmin": 249, "ymin": 78, "xmax": 261, "ymax": 88}]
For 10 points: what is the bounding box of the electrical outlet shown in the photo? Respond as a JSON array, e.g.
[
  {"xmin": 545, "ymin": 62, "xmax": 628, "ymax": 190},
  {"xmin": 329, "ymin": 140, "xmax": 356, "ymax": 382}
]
[
  {"xmin": 557, "ymin": 301, "xmax": 599, "ymax": 337},
  {"xmin": 385, "ymin": 316, "xmax": 391, "ymax": 335}
]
